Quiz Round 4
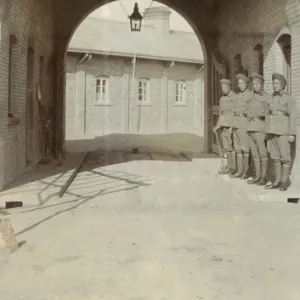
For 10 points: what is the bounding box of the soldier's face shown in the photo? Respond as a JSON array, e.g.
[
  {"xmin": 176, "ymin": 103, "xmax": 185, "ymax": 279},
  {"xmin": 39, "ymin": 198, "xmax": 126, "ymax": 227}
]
[
  {"xmin": 221, "ymin": 84, "xmax": 230, "ymax": 94},
  {"xmin": 237, "ymin": 79, "xmax": 247, "ymax": 92},
  {"xmin": 273, "ymin": 79, "xmax": 283, "ymax": 92},
  {"xmin": 252, "ymin": 79, "xmax": 263, "ymax": 92}
]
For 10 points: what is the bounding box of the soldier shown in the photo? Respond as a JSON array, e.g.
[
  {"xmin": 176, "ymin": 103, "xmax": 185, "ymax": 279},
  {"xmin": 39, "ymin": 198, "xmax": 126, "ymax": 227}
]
[
  {"xmin": 231, "ymin": 74, "xmax": 252, "ymax": 179},
  {"xmin": 214, "ymin": 79, "xmax": 236, "ymax": 175},
  {"xmin": 265, "ymin": 73, "xmax": 296, "ymax": 191},
  {"xmin": 246, "ymin": 73, "xmax": 270, "ymax": 185}
]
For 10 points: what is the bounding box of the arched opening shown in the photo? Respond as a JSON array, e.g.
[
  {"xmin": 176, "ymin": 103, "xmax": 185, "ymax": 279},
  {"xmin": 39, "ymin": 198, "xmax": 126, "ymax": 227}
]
[
  {"xmin": 277, "ymin": 34, "xmax": 291, "ymax": 94},
  {"xmin": 38, "ymin": 56, "xmax": 46, "ymax": 157},
  {"xmin": 26, "ymin": 46, "xmax": 34, "ymax": 164},
  {"xmin": 233, "ymin": 53, "xmax": 242, "ymax": 76},
  {"xmin": 253, "ymin": 44, "xmax": 263, "ymax": 76},
  {"xmin": 63, "ymin": 1, "xmax": 207, "ymax": 155}
]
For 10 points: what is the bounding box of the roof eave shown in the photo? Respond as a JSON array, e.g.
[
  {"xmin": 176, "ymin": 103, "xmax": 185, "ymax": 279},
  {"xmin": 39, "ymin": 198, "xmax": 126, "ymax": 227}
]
[{"xmin": 67, "ymin": 48, "xmax": 204, "ymax": 65}]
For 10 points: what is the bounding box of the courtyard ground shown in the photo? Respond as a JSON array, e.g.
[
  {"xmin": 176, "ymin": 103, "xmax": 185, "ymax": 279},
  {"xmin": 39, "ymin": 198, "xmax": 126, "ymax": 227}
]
[{"xmin": 0, "ymin": 141, "xmax": 300, "ymax": 299}]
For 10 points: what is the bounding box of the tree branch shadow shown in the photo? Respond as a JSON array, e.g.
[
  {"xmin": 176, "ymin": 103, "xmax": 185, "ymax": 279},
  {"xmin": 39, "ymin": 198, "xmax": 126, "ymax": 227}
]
[{"xmin": 15, "ymin": 184, "xmax": 142, "ymax": 237}]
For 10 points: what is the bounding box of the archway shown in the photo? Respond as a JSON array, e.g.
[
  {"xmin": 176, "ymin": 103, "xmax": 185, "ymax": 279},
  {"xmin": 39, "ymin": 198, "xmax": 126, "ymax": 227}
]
[{"xmin": 62, "ymin": 0, "xmax": 211, "ymax": 155}]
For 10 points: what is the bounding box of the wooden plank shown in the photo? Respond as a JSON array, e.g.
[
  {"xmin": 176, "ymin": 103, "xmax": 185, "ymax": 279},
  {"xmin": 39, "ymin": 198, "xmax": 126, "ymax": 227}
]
[{"xmin": 58, "ymin": 152, "xmax": 88, "ymax": 198}]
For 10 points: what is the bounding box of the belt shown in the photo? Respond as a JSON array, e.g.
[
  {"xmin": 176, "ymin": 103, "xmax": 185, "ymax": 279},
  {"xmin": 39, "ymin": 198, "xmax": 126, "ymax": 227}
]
[
  {"xmin": 233, "ymin": 112, "xmax": 247, "ymax": 117},
  {"xmin": 269, "ymin": 110, "xmax": 288, "ymax": 116},
  {"xmin": 248, "ymin": 116, "xmax": 265, "ymax": 121}
]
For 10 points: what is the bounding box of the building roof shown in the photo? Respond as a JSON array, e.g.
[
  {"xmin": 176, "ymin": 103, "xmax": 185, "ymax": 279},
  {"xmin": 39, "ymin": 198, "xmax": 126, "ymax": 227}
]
[{"xmin": 68, "ymin": 17, "xmax": 204, "ymax": 64}]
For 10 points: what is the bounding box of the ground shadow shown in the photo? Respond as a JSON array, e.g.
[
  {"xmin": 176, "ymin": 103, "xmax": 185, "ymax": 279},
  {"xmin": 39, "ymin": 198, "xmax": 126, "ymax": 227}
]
[{"xmin": 1, "ymin": 132, "xmax": 217, "ymax": 195}]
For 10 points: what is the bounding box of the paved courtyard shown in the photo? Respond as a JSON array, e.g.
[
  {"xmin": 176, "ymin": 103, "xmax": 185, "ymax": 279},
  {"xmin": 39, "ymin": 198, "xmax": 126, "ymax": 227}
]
[{"xmin": 1, "ymin": 149, "xmax": 300, "ymax": 299}]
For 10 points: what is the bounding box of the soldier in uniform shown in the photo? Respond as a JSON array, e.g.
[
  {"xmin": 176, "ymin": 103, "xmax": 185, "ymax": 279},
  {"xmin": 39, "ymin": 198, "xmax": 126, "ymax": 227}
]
[
  {"xmin": 246, "ymin": 73, "xmax": 270, "ymax": 185},
  {"xmin": 231, "ymin": 74, "xmax": 252, "ymax": 179},
  {"xmin": 214, "ymin": 79, "xmax": 236, "ymax": 175},
  {"xmin": 265, "ymin": 73, "xmax": 296, "ymax": 191}
]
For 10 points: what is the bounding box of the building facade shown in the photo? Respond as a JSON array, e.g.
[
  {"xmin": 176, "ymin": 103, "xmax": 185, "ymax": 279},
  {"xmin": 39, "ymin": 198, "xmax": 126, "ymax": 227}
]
[
  {"xmin": 65, "ymin": 8, "xmax": 204, "ymax": 141},
  {"xmin": 0, "ymin": 0, "xmax": 300, "ymax": 190}
]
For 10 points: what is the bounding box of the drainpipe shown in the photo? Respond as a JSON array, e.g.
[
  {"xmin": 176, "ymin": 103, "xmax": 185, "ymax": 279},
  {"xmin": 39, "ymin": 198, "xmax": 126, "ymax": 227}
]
[
  {"xmin": 195, "ymin": 64, "xmax": 205, "ymax": 133},
  {"xmin": 75, "ymin": 53, "xmax": 91, "ymax": 137},
  {"xmin": 83, "ymin": 54, "xmax": 92, "ymax": 134},
  {"xmin": 129, "ymin": 53, "xmax": 137, "ymax": 132}
]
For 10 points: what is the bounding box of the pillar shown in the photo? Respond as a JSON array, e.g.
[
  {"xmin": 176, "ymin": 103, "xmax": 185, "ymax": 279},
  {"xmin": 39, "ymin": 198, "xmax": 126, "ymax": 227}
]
[{"xmin": 161, "ymin": 66, "xmax": 168, "ymax": 132}]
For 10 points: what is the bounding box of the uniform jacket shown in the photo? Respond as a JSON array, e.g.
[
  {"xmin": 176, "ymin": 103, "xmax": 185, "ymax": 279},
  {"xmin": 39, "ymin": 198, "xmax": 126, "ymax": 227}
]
[
  {"xmin": 247, "ymin": 90, "xmax": 270, "ymax": 132},
  {"xmin": 265, "ymin": 91, "xmax": 296, "ymax": 135},
  {"xmin": 217, "ymin": 90, "xmax": 236, "ymax": 128},
  {"xmin": 233, "ymin": 89, "xmax": 252, "ymax": 129}
]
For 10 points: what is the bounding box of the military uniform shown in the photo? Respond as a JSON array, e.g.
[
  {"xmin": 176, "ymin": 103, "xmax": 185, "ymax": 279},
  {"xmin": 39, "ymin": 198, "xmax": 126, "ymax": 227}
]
[
  {"xmin": 246, "ymin": 73, "xmax": 270, "ymax": 185},
  {"xmin": 265, "ymin": 73, "xmax": 296, "ymax": 191},
  {"xmin": 231, "ymin": 74, "xmax": 252, "ymax": 179},
  {"xmin": 216, "ymin": 79, "xmax": 236, "ymax": 174}
]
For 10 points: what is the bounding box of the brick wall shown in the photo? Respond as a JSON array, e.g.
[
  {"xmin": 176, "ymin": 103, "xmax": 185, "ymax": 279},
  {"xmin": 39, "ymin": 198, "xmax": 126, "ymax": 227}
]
[
  {"xmin": 65, "ymin": 53, "xmax": 205, "ymax": 141},
  {"xmin": 0, "ymin": 0, "xmax": 54, "ymax": 189}
]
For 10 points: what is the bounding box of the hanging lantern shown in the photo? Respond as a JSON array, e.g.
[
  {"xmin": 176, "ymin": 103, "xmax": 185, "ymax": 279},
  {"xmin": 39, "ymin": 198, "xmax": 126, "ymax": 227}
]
[{"xmin": 129, "ymin": 3, "xmax": 143, "ymax": 32}]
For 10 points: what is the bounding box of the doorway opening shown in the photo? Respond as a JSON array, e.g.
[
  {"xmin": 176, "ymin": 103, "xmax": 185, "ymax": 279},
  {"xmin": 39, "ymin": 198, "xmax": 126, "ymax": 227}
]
[{"xmin": 64, "ymin": 1, "xmax": 207, "ymax": 156}]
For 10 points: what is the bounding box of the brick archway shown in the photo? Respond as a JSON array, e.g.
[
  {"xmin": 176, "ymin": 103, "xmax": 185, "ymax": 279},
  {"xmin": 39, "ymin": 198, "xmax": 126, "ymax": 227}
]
[
  {"xmin": 1, "ymin": 0, "xmax": 300, "ymax": 189},
  {"xmin": 53, "ymin": 0, "xmax": 217, "ymax": 155}
]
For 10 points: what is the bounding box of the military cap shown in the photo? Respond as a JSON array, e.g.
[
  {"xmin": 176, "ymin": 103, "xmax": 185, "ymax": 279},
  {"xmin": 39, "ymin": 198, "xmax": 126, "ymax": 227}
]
[
  {"xmin": 272, "ymin": 72, "xmax": 287, "ymax": 87},
  {"xmin": 220, "ymin": 79, "xmax": 232, "ymax": 86},
  {"xmin": 236, "ymin": 73, "xmax": 249, "ymax": 83},
  {"xmin": 249, "ymin": 73, "xmax": 265, "ymax": 83}
]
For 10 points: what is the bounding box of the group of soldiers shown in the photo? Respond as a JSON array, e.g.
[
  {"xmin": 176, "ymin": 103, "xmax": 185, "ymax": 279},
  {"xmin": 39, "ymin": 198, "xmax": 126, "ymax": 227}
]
[{"xmin": 214, "ymin": 72, "xmax": 296, "ymax": 192}]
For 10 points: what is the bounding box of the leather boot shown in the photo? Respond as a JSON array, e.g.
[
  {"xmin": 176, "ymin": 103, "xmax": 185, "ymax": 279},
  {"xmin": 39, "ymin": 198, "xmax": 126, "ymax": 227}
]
[
  {"xmin": 280, "ymin": 164, "xmax": 290, "ymax": 191},
  {"xmin": 230, "ymin": 153, "xmax": 243, "ymax": 178},
  {"xmin": 241, "ymin": 153, "xmax": 250, "ymax": 179},
  {"xmin": 265, "ymin": 160, "xmax": 281, "ymax": 189},
  {"xmin": 230, "ymin": 151, "xmax": 237, "ymax": 175},
  {"xmin": 218, "ymin": 152, "xmax": 231, "ymax": 175},
  {"xmin": 257, "ymin": 161, "xmax": 268, "ymax": 186},
  {"xmin": 247, "ymin": 158, "xmax": 260, "ymax": 184}
]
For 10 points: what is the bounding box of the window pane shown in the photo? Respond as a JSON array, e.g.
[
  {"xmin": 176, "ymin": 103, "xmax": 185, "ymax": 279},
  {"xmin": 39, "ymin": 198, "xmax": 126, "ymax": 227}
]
[{"xmin": 96, "ymin": 79, "xmax": 100, "ymax": 86}]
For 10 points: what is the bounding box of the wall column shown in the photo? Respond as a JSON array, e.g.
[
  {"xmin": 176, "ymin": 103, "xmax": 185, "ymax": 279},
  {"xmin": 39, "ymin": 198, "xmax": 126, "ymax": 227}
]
[
  {"xmin": 161, "ymin": 65, "xmax": 168, "ymax": 132},
  {"xmin": 76, "ymin": 65, "xmax": 86, "ymax": 137}
]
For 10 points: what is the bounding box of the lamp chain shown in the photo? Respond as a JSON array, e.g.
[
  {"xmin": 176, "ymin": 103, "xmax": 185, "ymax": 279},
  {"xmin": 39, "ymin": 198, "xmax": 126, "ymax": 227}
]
[{"xmin": 118, "ymin": 0, "xmax": 154, "ymax": 18}]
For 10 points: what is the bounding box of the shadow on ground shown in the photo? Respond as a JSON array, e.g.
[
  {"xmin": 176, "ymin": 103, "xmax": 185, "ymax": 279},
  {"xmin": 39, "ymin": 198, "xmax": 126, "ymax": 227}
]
[{"xmin": 0, "ymin": 133, "xmax": 219, "ymax": 218}]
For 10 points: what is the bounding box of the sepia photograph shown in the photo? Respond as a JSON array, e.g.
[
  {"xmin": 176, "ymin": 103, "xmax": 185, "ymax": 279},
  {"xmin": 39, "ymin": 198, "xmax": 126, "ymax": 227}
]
[{"xmin": 0, "ymin": 0, "xmax": 299, "ymax": 298}]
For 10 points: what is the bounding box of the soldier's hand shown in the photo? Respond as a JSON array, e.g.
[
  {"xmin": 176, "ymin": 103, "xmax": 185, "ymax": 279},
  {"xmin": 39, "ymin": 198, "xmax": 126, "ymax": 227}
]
[{"xmin": 288, "ymin": 135, "xmax": 295, "ymax": 143}]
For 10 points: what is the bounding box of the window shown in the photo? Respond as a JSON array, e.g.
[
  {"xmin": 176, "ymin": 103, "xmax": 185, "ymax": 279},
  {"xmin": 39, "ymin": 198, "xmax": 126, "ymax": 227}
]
[
  {"xmin": 96, "ymin": 76, "xmax": 109, "ymax": 103},
  {"xmin": 8, "ymin": 35, "xmax": 17, "ymax": 115},
  {"xmin": 175, "ymin": 80, "xmax": 186, "ymax": 103},
  {"xmin": 277, "ymin": 34, "xmax": 291, "ymax": 93},
  {"xmin": 254, "ymin": 44, "xmax": 263, "ymax": 76},
  {"xmin": 138, "ymin": 79, "xmax": 149, "ymax": 103}
]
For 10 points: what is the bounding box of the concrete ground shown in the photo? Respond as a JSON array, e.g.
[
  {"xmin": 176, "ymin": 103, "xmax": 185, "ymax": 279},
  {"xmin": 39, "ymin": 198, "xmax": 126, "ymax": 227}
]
[{"xmin": 0, "ymin": 145, "xmax": 300, "ymax": 299}]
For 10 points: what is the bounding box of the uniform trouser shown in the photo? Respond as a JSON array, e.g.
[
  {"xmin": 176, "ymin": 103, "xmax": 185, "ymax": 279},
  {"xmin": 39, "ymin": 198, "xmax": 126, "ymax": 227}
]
[
  {"xmin": 233, "ymin": 128, "xmax": 250, "ymax": 154},
  {"xmin": 268, "ymin": 135, "xmax": 291, "ymax": 165},
  {"xmin": 248, "ymin": 131, "xmax": 268, "ymax": 162},
  {"xmin": 221, "ymin": 127, "xmax": 233, "ymax": 151}
]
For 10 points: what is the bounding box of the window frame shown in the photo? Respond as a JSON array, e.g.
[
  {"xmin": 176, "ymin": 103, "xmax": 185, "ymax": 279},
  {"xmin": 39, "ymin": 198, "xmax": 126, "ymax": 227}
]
[
  {"xmin": 175, "ymin": 80, "xmax": 187, "ymax": 105},
  {"xmin": 95, "ymin": 76, "xmax": 109, "ymax": 104},
  {"xmin": 137, "ymin": 78, "xmax": 150, "ymax": 105}
]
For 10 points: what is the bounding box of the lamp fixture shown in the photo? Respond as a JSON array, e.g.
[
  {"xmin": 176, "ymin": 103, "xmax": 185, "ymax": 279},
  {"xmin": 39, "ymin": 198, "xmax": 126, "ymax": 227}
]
[{"xmin": 118, "ymin": 0, "xmax": 154, "ymax": 32}]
